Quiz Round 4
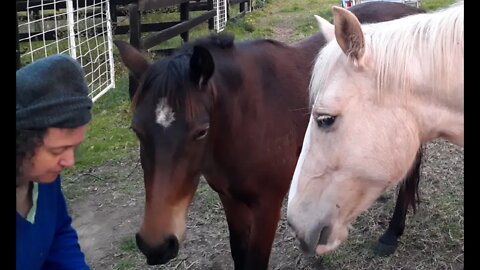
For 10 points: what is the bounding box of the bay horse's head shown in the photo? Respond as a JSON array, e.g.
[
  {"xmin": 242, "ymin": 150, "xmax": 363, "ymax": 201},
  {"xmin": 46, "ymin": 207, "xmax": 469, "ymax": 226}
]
[{"xmin": 114, "ymin": 38, "xmax": 219, "ymax": 265}]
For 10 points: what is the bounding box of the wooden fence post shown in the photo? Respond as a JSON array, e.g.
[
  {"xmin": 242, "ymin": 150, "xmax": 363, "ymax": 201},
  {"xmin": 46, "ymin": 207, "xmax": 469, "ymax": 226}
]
[
  {"xmin": 180, "ymin": 1, "xmax": 190, "ymax": 42},
  {"xmin": 128, "ymin": 2, "xmax": 141, "ymax": 98},
  {"xmin": 207, "ymin": 0, "xmax": 214, "ymax": 31}
]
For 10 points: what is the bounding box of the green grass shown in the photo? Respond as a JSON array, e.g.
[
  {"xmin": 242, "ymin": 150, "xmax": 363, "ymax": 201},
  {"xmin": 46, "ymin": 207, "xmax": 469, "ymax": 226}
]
[
  {"xmin": 65, "ymin": 0, "xmax": 457, "ymax": 176},
  {"xmin": 196, "ymin": 178, "xmax": 223, "ymax": 211},
  {"xmin": 280, "ymin": 3, "xmax": 304, "ymax": 13},
  {"xmin": 422, "ymin": 0, "xmax": 457, "ymax": 11},
  {"xmin": 64, "ymin": 2, "xmax": 292, "ymax": 178},
  {"xmin": 62, "ymin": 0, "xmax": 458, "ymax": 226},
  {"xmin": 115, "ymin": 261, "xmax": 136, "ymax": 270},
  {"xmin": 224, "ymin": 15, "xmax": 274, "ymax": 38},
  {"xmin": 113, "ymin": 236, "xmax": 147, "ymax": 270},
  {"xmin": 63, "ymin": 1, "xmax": 461, "ymax": 269},
  {"xmin": 63, "ymin": 75, "xmax": 138, "ymax": 176},
  {"xmin": 119, "ymin": 237, "xmax": 139, "ymax": 252}
]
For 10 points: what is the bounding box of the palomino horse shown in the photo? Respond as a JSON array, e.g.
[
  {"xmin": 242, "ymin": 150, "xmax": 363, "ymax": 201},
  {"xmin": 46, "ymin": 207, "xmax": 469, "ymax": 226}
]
[
  {"xmin": 287, "ymin": 2, "xmax": 463, "ymax": 256},
  {"xmin": 114, "ymin": 2, "xmax": 425, "ymax": 268}
]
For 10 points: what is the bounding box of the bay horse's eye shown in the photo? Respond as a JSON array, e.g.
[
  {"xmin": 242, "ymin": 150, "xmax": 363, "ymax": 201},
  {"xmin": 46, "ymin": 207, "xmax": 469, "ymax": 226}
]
[
  {"xmin": 316, "ymin": 114, "xmax": 336, "ymax": 128},
  {"xmin": 194, "ymin": 128, "xmax": 209, "ymax": 141}
]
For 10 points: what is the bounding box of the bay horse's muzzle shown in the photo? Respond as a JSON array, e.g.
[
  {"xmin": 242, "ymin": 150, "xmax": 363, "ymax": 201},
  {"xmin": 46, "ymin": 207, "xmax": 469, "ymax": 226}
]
[{"xmin": 135, "ymin": 233, "xmax": 179, "ymax": 265}]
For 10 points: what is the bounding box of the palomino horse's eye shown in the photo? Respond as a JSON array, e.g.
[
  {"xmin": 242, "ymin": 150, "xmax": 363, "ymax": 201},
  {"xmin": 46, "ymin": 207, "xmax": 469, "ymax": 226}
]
[
  {"xmin": 316, "ymin": 114, "xmax": 336, "ymax": 128},
  {"xmin": 194, "ymin": 128, "xmax": 209, "ymax": 141}
]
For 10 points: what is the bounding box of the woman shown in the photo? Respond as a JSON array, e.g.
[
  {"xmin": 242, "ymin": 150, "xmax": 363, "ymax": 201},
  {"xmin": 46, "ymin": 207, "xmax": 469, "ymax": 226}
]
[{"xmin": 16, "ymin": 54, "xmax": 92, "ymax": 269}]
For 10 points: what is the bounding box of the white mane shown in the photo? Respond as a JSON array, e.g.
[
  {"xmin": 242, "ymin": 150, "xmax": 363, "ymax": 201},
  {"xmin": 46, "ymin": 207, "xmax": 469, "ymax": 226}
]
[{"xmin": 310, "ymin": 2, "xmax": 464, "ymax": 106}]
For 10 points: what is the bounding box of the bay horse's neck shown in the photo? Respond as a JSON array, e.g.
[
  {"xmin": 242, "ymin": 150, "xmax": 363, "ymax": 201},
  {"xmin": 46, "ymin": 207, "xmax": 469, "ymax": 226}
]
[
  {"xmin": 204, "ymin": 39, "xmax": 312, "ymax": 174},
  {"xmin": 293, "ymin": 32, "xmax": 328, "ymax": 64}
]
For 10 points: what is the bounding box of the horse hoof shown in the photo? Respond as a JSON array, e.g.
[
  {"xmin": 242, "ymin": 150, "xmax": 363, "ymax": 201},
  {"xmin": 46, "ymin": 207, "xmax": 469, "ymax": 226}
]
[{"xmin": 374, "ymin": 241, "xmax": 398, "ymax": 257}]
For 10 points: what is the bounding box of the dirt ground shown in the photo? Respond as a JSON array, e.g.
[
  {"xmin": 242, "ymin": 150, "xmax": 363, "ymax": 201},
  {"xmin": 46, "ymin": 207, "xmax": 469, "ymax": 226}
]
[
  {"xmin": 65, "ymin": 3, "xmax": 463, "ymax": 270},
  {"xmin": 67, "ymin": 138, "xmax": 463, "ymax": 270}
]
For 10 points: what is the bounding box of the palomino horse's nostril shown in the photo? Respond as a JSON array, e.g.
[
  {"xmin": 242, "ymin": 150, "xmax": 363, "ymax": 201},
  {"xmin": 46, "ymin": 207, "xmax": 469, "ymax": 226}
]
[{"xmin": 318, "ymin": 226, "xmax": 331, "ymax": 245}]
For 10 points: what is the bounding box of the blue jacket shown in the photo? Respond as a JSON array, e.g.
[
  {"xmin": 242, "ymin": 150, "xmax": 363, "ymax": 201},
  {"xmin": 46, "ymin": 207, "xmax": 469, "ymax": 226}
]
[{"xmin": 16, "ymin": 176, "xmax": 90, "ymax": 270}]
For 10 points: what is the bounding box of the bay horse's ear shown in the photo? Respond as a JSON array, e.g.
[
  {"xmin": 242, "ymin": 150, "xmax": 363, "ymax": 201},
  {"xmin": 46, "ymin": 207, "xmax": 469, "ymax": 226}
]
[
  {"xmin": 113, "ymin": 40, "xmax": 151, "ymax": 80},
  {"xmin": 332, "ymin": 6, "xmax": 365, "ymax": 66},
  {"xmin": 314, "ymin": 15, "xmax": 335, "ymax": 42},
  {"xmin": 190, "ymin": 45, "xmax": 214, "ymax": 87}
]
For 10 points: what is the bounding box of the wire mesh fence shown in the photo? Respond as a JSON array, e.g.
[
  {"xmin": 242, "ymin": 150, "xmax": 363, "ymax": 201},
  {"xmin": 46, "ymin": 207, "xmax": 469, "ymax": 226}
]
[{"xmin": 17, "ymin": 0, "xmax": 115, "ymax": 102}]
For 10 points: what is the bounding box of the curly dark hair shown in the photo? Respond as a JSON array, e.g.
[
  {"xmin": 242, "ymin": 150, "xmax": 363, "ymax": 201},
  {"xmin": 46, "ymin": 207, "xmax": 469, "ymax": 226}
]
[{"xmin": 16, "ymin": 128, "xmax": 47, "ymax": 186}]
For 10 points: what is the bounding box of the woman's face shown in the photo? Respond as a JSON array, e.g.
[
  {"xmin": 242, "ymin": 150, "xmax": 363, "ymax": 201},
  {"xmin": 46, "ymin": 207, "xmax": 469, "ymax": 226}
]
[{"xmin": 22, "ymin": 124, "xmax": 88, "ymax": 184}]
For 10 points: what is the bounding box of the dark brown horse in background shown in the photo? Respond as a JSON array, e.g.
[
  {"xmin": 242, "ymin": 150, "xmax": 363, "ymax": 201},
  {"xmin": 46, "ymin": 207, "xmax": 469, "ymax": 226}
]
[{"xmin": 114, "ymin": 2, "xmax": 424, "ymax": 269}]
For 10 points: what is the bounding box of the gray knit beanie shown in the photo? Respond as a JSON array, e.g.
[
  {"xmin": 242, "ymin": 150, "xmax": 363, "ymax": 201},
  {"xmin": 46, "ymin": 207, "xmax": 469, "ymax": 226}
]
[{"xmin": 16, "ymin": 54, "xmax": 93, "ymax": 129}]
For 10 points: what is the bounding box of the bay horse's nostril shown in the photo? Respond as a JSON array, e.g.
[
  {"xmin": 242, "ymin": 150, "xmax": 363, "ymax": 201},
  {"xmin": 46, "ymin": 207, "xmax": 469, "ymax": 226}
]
[
  {"xmin": 135, "ymin": 233, "xmax": 179, "ymax": 265},
  {"xmin": 135, "ymin": 233, "xmax": 149, "ymax": 255},
  {"xmin": 165, "ymin": 235, "xmax": 179, "ymax": 255}
]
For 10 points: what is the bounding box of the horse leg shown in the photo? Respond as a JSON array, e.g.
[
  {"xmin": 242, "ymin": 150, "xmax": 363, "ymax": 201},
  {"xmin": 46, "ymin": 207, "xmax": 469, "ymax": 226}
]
[
  {"xmin": 219, "ymin": 194, "xmax": 253, "ymax": 270},
  {"xmin": 375, "ymin": 182, "xmax": 409, "ymax": 256},
  {"xmin": 244, "ymin": 196, "xmax": 283, "ymax": 270},
  {"xmin": 375, "ymin": 148, "xmax": 422, "ymax": 256}
]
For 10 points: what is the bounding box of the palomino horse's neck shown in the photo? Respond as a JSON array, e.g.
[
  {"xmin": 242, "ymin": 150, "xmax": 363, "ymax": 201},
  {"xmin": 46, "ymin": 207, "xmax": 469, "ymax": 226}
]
[
  {"xmin": 407, "ymin": 83, "xmax": 464, "ymax": 147},
  {"xmin": 366, "ymin": 3, "xmax": 464, "ymax": 146}
]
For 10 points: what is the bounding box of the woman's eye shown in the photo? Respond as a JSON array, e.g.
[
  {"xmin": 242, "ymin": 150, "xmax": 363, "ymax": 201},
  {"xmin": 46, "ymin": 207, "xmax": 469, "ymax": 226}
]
[
  {"xmin": 316, "ymin": 114, "xmax": 336, "ymax": 128},
  {"xmin": 50, "ymin": 150, "xmax": 64, "ymax": 155},
  {"xmin": 194, "ymin": 128, "xmax": 209, "ymax": 140},
  {"xmin": 49, "ymin": 146, "xmax": 69, "ymax": 156}
]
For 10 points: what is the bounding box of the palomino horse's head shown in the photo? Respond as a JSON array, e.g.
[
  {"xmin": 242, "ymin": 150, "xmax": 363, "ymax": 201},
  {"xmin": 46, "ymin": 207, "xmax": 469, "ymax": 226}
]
[
  {"xmin": 115, "ymin": 40, "xmax": 216, "ymax": 265},
  {"xmin": 287, "ymin": 3, "xmax": 463, "ymax": 255}
]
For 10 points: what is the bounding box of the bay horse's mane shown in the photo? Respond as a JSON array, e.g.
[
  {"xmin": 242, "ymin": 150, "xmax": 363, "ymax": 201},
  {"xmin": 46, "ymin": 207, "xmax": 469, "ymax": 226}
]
[
  {"xmin": 131, "ymin": 33, "xmax": 285, "ymax": 111},
  {"xmin": 114, "ymin": 2, "xmax": 435, "ymax": 265}
]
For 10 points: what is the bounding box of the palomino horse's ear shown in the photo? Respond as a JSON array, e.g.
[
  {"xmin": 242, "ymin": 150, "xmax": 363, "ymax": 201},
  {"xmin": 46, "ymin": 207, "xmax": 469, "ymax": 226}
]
[
  {"xmin": 190, "ymin": 45, "xmax": 214, "ymax": 87},
  {"xmin": 314, "ymin": 15, "xmax": 335, "ymax": 42},
  {"xmin": 113, "ymin": 40, "xmax": 151, "ymax": 81},
  {"xmin": 332, "ymin": 6, "xmax": 365, "ymax": 65}
]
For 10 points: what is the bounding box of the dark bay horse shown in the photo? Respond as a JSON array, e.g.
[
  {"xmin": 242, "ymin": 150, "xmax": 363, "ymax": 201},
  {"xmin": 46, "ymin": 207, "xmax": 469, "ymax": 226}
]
[{"xmin": 114, "ymin": 2, "xmax": 424, "ymax": 268}]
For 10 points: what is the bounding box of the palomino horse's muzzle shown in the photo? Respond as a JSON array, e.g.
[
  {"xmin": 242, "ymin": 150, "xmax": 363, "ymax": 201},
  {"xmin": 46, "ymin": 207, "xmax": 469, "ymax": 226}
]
[
  {"xmin": 135, "ymin": 233, "xmax": 179, "ymax": 265},
  {"xmin": 287, "ymin": 217, "xmax": 332, "ymax": 254}
]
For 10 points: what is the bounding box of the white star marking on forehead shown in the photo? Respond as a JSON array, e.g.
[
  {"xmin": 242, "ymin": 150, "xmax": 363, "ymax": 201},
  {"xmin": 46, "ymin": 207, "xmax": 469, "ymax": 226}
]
[{"xmin": 155, "ymin": 98, "xmax": 175, "ymax": 128}]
